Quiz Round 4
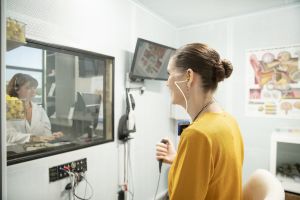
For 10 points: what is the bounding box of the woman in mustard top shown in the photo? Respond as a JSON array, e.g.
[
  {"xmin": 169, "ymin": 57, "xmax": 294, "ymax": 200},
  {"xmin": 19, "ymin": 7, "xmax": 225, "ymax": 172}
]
[{"xmin": 156, "ymin": 43, "xmax": 244, "ymax": 200}]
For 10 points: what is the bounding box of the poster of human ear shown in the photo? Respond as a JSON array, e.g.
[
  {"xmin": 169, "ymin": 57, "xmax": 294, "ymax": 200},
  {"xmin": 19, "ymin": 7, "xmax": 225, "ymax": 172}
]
[{"xmin": 246, "ymin": 44, "xmax": 300, "ymax": 118}]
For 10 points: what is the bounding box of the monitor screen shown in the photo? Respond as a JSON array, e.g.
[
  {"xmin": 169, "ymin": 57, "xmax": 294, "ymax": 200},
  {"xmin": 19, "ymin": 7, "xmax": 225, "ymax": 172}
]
[
  {"xmin": 72, "ymin": 92, "xmax": 101, "ymax": 137},
  {"xmin": 130, "ymin": 38, "xmax": 176, "ymax": 81}
]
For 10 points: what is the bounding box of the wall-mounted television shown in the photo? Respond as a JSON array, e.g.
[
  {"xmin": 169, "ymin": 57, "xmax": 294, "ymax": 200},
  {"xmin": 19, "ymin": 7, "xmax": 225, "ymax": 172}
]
[{"xmin": 129, "ymin": 38, "xmax": 176, "ymax": 81}]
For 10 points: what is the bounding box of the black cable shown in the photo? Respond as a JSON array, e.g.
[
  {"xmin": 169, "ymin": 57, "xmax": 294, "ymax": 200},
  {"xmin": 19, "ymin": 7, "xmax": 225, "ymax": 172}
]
[
  {"xmin": 153, "ymin": 171, "xmax": 162, "ymax": 200},
  {"xmin": 71, "ymin": 172, "xmax": 93, "ymax": 200},
  {"xmin": 73, "ymin": 176, "xmax": 93, "ymax": 200}
]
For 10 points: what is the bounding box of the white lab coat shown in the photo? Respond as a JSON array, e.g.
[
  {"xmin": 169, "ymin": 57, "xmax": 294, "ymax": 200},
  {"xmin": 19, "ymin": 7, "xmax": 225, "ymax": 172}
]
[{"xmin": 6, "ymin": 102, "xmax": 52, "ymax": 145}]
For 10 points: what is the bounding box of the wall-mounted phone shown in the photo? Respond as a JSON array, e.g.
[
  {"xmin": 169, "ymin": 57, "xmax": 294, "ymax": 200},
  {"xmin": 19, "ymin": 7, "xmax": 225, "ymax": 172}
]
[{"xmin": 118, "ymin": 90, "xmax": 136, "ymax": 141}]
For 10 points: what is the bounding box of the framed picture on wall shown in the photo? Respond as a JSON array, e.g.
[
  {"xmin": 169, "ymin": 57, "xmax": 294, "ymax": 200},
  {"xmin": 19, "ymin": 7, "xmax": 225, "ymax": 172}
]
[{"xmin": 245, "ymin": 44, "xmax": 300, "ymax": 119}]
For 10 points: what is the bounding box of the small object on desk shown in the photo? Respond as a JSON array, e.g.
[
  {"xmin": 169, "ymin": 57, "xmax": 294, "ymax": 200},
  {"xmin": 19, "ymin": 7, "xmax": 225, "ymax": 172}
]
[{"xmin": 24, "ymin": 142, "xmax": 49, "ymax": 151}]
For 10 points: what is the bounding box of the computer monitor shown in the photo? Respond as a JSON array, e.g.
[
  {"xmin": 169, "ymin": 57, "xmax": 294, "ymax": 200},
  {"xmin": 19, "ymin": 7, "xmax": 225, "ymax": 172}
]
[
  {"xmin": 129, "ymin": 38, "xmax": 176, "ymax": 81},
  {"xmin": 72, "ymin": 92, "xmax": 102, "ymax": 138}
]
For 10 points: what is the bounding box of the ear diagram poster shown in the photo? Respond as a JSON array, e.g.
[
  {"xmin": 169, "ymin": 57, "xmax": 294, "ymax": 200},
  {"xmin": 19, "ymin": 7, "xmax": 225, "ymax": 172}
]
[{"xmin": 246, "ymin": 45, "xmax": 300, "ymax": 118}]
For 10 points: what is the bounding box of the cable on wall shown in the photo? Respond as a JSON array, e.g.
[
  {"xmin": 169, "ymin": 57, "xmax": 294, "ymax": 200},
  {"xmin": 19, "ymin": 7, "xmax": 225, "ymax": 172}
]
[{"xmin": 61, "ymin": 167, "xmax": 94, "ymax": 200}]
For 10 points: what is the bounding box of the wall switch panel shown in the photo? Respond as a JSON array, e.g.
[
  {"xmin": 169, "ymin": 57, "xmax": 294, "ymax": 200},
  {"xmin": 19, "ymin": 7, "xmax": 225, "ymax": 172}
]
[{"xmin": 49, "ymin": 158, "xmax": 87, "ymax": 182}]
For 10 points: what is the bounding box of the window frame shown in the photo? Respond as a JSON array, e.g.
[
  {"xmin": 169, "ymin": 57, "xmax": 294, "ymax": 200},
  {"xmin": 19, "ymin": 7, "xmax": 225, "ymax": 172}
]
[{"xmin": 6, "ymin": 39, "xmax": 115, "ymax": 165}]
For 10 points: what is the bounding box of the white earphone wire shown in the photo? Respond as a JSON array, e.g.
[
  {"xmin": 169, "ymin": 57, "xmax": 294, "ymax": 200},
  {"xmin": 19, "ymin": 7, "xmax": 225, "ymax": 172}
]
[{"xmin": 174, "ymin": 80, "xmax": 188, "ymax": 112}]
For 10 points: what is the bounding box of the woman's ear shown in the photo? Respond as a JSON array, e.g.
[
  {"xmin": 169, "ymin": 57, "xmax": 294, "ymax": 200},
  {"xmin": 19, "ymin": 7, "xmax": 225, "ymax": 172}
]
[{"xmin": 186, "ymin": 69, "xmax": 194, "ymax": 87}]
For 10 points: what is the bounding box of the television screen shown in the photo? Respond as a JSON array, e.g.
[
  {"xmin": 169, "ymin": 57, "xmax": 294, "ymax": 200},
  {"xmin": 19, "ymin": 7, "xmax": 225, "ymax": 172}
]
[{"xmin": 130, "ymin": 38, "xmax": 176, "ymax": 81}]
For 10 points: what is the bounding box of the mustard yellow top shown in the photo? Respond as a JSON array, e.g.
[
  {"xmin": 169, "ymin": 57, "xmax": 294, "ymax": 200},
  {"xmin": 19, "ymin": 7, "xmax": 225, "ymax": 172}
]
[{"xmin": 168, "ymin": 112, "xmax": 244, "ymax": 200}]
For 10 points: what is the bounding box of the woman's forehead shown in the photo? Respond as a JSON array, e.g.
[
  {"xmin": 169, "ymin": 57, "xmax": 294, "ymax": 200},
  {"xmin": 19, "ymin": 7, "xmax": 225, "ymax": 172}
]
[
  {"xmin": 21, "ymin": 82, "xmax": 31, "ymax": 87},
  {"xmin": 23, "ymin": 81, "xmax": 30, "ymax": 85},
  {"xmin": 167, "ymin": 58, "xmax": 176, "ymax": 71}
]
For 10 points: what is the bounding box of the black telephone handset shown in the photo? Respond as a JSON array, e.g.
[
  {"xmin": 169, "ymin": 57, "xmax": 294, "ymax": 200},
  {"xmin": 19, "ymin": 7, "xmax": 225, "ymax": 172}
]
[{"xmin": 159, "ymin": 139, "xmax": 168, "ymax": 173}]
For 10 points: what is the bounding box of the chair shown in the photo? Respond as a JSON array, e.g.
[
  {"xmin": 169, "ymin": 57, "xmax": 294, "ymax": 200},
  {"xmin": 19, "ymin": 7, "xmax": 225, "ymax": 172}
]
[{"xmin": 243, "ymin": 169, "xmax": 285, "ymax": 200}]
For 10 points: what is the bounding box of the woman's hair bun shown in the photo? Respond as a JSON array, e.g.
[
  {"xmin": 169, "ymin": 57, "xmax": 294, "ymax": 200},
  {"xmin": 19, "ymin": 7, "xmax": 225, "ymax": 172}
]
[
  {"xmin": 214, "ymin": 59, "xmax": 233, "ymax": 82},
  {"xmin": 221, "ymin": 59, "xmax": 233, "ymax": 79}
]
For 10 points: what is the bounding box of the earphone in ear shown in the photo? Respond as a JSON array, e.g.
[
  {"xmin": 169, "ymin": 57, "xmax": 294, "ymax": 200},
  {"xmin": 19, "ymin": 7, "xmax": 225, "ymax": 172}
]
[
  {"xmin": 187, "ymin": 70, "xmax": 191, "ymax": 81},
  {"xmin": 14, "ymin": 77, "xmax": 19, "ymax": 92}
]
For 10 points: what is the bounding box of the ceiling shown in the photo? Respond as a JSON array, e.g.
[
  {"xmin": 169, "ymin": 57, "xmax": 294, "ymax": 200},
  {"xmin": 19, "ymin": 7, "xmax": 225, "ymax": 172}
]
[{"xmin": 132, "ymin": 0, "xmax": 300, "ymax": 28}]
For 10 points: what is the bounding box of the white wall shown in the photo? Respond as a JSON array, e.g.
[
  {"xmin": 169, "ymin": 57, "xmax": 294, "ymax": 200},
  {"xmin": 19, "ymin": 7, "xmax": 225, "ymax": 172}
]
[
  {"xmin": 177, "ymin": 4, "xmax": 300, "ymax": 181},
  {"xmin": 6, "ymin": 0, "xmax": 177, "ymax": 199}
]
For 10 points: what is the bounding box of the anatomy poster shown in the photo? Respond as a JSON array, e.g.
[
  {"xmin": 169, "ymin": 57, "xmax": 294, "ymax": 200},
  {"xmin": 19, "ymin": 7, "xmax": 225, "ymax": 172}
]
[{"xmin": 246, "ymin": 44, "xmax": 300, "ymax": 118}]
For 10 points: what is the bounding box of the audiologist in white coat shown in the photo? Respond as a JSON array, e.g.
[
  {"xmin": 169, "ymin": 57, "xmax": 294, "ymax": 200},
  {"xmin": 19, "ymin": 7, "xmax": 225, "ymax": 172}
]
[{"xmin": 6, "ymin": 73, "xmax": 63, "ymax": 145}]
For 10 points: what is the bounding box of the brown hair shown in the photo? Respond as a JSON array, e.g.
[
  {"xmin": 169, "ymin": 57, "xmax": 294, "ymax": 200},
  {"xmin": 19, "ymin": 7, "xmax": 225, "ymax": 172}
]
[
  {"xmin": 172, "ymin": 43, "xmax": 233, "ymax": 92},
  {"xmin": 7, "ymin": 73, "xmax": 38, "ymax": 97}
]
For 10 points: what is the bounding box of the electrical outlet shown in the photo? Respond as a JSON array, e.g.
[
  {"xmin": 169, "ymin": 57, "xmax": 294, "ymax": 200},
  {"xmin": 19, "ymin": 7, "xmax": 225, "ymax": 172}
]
[{"xmin": 49, "ymin": 158, "xmax": 87, "ymax": 182}]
